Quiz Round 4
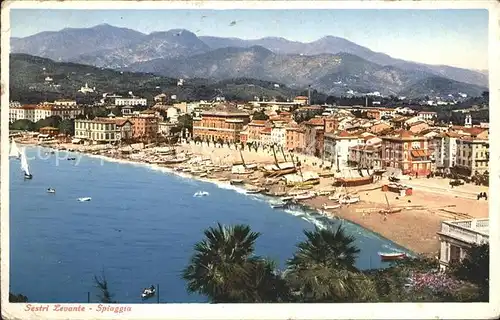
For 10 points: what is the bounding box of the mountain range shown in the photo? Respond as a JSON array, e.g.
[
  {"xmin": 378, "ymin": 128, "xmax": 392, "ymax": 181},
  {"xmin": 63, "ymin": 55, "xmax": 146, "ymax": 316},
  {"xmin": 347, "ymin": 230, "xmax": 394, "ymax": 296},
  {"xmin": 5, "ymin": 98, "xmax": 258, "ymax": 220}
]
[{"xmin": 10, "ymin": 24, "xmax": 488, "ymax": 97}]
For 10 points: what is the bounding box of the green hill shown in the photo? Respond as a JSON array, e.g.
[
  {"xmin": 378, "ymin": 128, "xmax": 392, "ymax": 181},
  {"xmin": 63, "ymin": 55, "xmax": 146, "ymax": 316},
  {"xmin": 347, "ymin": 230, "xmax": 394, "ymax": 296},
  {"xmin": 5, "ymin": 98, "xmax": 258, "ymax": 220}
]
[{"xmin": 9, "ymin": 54, "xmax": 301, "ymax": 104}]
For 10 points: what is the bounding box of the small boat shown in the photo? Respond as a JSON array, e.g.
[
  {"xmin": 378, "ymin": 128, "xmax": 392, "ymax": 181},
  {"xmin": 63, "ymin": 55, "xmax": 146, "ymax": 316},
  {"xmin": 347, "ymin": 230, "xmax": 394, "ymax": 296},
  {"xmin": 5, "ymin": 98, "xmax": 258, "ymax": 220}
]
[
  {"xmin": 20, "ymin": 148, "xmax": 33, "ymax": 179},
  {"xmin": 339, "ymin": 196, "xmax": 360, "ymax": 204},
  {"xmin": 141, "ymin": 285, "xmax": 156, "ymax": 299},
  {"xmin": 9, "ymin": 140, "xmax": 21, "ymax": 159},
  {"xmin": 317, "ymin": 190, "xmax": 332, "ymax": 196},
  {"xmin": 230, "ymin": 179, "xmax": 244, "ymax": 185},
  {"xmin": 293, "ymin": 192, "xmax": 316, "ymax": 201},
  {"xmin": 378, "ymin": 252, "xmax": 407, "ymax": 261},
  {"xmin": 67, "ymin": 157, "xmax": 76, "ymax": 161},
  {"xmin": 246, "ymin": 187, "xmax": 264, "ymax": 194},
  {"xmin": 323, "ymin": 204, "xmax": 341, "ymax": 210},
  {"xmin": 77, "ymin": 197, "xmax": 92, "ymax": 202},
  {"xmin": 47, "ymin": 188, "xmax": 56, "ymax": 194},
  {"xmin": 199, "ymin": 173, "xmax": 208, "ymax": 178},
  {"xmin": 270, "ymin": 201, "xmax": 287, "ymax": 209},
  {"xmin": 193, "ymin": 191, "xmax": 209, "ymax": 197},
  {"xmin": 389, "ymin": 176, "xmax": 400, "ymax": 183}
]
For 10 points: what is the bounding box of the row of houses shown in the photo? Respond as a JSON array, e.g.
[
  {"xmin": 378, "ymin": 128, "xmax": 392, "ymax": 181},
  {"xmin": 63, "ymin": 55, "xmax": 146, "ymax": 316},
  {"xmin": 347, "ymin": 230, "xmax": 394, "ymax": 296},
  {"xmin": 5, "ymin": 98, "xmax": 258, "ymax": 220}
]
[
  {"xmin": 9, "ymin": 100, "xmax": 83, "ymax": 123},
  {"xmin": 191, "ymin": 104, "xmax": 489, "ymax": 177}
]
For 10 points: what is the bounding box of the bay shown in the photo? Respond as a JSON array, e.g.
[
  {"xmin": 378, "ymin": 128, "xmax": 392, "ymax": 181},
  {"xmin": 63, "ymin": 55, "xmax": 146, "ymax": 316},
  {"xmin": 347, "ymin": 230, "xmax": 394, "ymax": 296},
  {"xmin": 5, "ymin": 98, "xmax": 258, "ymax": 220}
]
[{"xmin": 9, "ymin": 147, "xmax": 409, "ymax": 303}]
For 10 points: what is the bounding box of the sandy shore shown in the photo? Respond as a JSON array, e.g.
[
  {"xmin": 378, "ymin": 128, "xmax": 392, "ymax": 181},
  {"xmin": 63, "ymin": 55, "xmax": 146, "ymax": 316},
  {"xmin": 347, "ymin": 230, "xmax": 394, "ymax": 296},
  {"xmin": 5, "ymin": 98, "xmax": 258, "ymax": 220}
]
[{"xmin": 19, "ymin": 139, "xmax": 489, "ymax": 256}]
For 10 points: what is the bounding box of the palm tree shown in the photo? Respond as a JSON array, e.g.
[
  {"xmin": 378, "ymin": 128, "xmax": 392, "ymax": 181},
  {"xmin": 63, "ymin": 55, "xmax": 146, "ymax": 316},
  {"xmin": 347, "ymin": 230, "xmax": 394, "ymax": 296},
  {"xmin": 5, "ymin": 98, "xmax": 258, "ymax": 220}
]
[
  {"xmin": 94, "ymin": 273, "xmax": 117, "ymax": 303},
  {"xmin": 285, "ymin": 225, "xmax": 364, "ymax": 302},
  {"xmin": 182, "ymin": 223, "xmax": 261, "ymax": 303}
]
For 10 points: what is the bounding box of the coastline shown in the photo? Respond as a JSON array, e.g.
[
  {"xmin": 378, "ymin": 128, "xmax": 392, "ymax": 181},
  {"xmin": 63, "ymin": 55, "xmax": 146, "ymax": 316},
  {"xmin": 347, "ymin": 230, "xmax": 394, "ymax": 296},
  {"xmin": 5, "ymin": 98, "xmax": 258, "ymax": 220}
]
[{"xmin": 17, "ymin": 140, "xmax": 489, "ymax": 257}]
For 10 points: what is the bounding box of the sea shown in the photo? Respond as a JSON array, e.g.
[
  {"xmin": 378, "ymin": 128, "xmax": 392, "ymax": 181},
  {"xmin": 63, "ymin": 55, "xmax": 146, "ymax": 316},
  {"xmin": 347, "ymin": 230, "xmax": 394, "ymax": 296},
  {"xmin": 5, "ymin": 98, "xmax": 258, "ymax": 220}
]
[{"xmin": 9, "ymin": 146, "xmax": 411, "ymax": 303}]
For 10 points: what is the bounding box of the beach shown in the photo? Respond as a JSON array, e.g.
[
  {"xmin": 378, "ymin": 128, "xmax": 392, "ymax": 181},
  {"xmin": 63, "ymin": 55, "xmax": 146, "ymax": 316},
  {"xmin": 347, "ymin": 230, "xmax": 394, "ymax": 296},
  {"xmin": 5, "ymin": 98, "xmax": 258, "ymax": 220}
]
[{"xmin": 18, "ymin": 138, "xmax": 489, "ymax": 256}]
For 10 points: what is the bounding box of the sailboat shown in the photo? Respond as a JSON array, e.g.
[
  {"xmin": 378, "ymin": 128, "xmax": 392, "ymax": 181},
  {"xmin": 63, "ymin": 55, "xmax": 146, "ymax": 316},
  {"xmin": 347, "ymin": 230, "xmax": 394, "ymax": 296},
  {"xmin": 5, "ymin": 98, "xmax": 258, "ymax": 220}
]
[
  {"xmin": 9, "ymin": 140, "xmax": 21, "ymax": 159},
  {"xmin": 20, "ymin": 148, "xmax": 32, "ymax": 179}
]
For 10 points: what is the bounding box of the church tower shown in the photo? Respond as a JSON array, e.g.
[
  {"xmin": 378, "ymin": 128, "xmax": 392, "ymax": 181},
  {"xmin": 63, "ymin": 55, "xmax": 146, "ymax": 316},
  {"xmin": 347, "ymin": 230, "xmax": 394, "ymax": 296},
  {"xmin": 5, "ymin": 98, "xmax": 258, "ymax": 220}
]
[{"xmin": 464, "ymin": 113, "xmax": 472, "ymax": 128}]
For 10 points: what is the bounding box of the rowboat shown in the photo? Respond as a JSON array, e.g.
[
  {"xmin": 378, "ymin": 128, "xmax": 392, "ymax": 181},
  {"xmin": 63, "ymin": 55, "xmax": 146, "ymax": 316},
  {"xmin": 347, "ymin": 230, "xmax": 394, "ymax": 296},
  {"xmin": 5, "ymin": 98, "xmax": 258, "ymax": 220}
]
[
  {"xmin": 293, "ymin": 192, "xmax": 316, "ymax": 201},
  {"xmin": 323, "ymin": 204, "xmax": 341, "ymax": 210},
  {"xmin": 378, "ymin": 252, "xmax": 407, "ymax": 261}
]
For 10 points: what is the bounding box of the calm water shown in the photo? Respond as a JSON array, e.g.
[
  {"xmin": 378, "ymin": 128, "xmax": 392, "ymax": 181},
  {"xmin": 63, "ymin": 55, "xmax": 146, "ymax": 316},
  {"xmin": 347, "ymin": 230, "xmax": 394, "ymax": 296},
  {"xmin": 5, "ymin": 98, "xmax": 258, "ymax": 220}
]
[{"xmin": 10, "ymin": 147, "xmax": 410, "ymax": 303}]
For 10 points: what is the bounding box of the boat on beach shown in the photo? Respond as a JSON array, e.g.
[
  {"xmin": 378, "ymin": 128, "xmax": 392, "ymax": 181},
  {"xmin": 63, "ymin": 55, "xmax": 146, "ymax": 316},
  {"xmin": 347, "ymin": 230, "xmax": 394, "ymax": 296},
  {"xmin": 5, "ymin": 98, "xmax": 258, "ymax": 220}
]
[
  {"xmin": 339, "ymin": 195, "xmax": 360, "ymax": 204},
  {"xmin": 230, "ymin": 179, "xmax": 244, "ymax": 185},
  {"xmin": 293, "ymin": 192, "xmax": 316, "ymax": 201},
  {"xmin": 323, "ymin": 203, "xmax": 341, "ymax": 210},
  {"xmin": 334, "ymin": 175, "xmax": 374, "ymax": 187},
  {"xmin": 378, "ymin": 252, "xmax": 407, "ymax": 261},
  {"xmin": 270, "ymin": 201, "xmax": 288, "ymax": 209},
  {"xmin": 246, "ymin": 187, "xmax": 265, "ymax": 194}
]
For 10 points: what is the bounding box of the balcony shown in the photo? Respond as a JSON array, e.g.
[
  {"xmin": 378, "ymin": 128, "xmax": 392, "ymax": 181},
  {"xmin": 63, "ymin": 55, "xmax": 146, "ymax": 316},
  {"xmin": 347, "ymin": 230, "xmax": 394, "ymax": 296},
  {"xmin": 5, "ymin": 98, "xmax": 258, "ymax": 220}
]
[{"xmin": 439, "ymin": 219, "xmax": 489, "ymax": 245}]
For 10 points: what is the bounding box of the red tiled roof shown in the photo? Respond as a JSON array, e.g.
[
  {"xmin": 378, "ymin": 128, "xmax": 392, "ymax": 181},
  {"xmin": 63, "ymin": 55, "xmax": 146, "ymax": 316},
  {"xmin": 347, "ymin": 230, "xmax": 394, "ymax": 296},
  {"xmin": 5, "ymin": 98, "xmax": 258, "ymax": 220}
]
[
  {"xmin": 249, "ymin": 120, "xmax": 267, "ymax": 126},
  {"xmin": 462, "ymin": 127, "xmax": 486, "ymax": 136},
  {"xmin": 305, "ymin": 117, "xmax": 325, "ymax": 126},
  {"xmin": 260, "ymin": 127, "xmax": 272, "ymax": 134}
]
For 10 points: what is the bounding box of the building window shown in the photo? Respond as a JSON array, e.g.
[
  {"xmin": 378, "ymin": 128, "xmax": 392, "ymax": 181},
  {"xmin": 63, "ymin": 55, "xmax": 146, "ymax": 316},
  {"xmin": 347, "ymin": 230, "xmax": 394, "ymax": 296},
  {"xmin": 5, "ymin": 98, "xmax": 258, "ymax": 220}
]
[{"xmin": 449, "ymin": 245, "xmax": 461, "ymax": 264}]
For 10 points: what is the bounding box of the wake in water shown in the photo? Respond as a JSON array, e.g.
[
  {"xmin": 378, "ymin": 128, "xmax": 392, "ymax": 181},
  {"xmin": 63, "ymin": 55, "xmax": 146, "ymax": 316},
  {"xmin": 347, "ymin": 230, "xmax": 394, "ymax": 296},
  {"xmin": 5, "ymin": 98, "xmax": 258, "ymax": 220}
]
[{"xmin": 193, "ymin": 191, "xmax": 210, "ymax": 197}]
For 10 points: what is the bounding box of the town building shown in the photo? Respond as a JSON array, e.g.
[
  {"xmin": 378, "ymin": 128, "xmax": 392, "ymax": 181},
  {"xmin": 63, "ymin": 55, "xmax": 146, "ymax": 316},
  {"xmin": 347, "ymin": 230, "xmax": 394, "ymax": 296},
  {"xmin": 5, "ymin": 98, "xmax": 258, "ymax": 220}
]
[
  {"xmin": 154, "ymin": 93, "xmax": 168, "ymax": 103},
  {"xmin": 74, "ymin": 118, "xmax": 133, "ymax": 143},
  {"xmin": 437, "ymin": 219, "xmax": 489, "ymax": 271},
  {"xmin": 192, "ymin": 105, "xmax": 250, "ymax": 143},
  {"xmin": 78, "ymin": 83, "xmax": 95, "ymax": 94},
  {"xmin": 455, "ymin": 137, "xmax": 489, "ymax": 176},
  {"xmin": 54, "ymin": 99, "xmax": 77, "ymax": 106},
  {"xmin": 115, "ymin": 97, "xmax": 147, "ymax": 107},
  {"xmin": 417, "ymin": 111, "xmax": 438, "ymax": 121},
  {"xmin": 39, "ymin": 126, "xmax": 60, "ymax": 137},
  {"xmin": 303, "ymin": 118, "xmax": 326, "ymax": 157},
  {"xmin": 286, "ymin": 122, "xmax": 306, "ymax": 153},
  {"xmin": 259, "ymin": 127, "xmax": 272, "ymax": 146},
  {"xmin": 270, "ymin": 121, "xmax": 287, "ymax": 147},
  {"xmin": 244, "ymin": 120, "xmax": 267, "ymax": 143},
  {"xmin": 9, "ymin": 103, "xmax": 84, "ymax": 123},
  {"xmin": 408, "ymin": 121, "xmax": 430, "ymax": 134},
  {"xmin": 324, "ymin": 131, "xmax": 364, "ymax": 169},
  {"xmin": 381, "ymin": 130, "xmax": 432, "ymax": 176},
  {"xmin": 348, "ymin": 136, "xmax": 383, "ymax": 169},
  {"xmin": 129, "ymin": 116, "xmax": 159, "ymax": 141},
  {"xmin": 433, "ymin": 132, "xmax": 460, "ymax": 170},
  {"xmin": 293, "ymin": 96, "xmax": 309, "ymax": 105}
]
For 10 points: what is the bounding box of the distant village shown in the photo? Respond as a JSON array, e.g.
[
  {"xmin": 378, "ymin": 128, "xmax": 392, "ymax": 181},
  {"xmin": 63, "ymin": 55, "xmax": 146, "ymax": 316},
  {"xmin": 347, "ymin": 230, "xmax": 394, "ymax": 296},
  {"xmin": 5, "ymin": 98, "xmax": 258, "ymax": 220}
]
[{"xmin": 8, "ymin": 85, "xmax": 489, "ymax": 179}]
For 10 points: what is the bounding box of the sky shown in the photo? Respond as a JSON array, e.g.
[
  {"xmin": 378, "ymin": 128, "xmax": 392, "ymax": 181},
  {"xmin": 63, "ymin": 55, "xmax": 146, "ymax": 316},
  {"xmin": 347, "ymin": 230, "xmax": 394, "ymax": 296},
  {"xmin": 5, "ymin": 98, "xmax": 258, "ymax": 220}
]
[{"xmin": 10, "ymin": 9, "xmax": 489, "ymax": 70}]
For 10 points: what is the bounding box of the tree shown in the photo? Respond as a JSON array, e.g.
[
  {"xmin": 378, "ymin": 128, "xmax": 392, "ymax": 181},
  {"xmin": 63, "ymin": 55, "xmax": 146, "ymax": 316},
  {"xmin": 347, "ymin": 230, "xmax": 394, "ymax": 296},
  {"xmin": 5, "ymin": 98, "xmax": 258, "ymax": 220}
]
[
  {"xmin": 58, "ymin": 119, "xmax": 75, "ymax": 136},
  {"xmin": 10, "ymin": 119, "xmax": 35, "ymax": 131},
  {"xmin": 285, "ymin": 225, "xmax": 365, "ymax": 302},
  {"xmin": 177, "ymin": 114, "xmax": 193, "ymax": 133},
  {"xmin": 448, "ymin": 243, "xmax": 489, "ymax": 301},
  {"xmin": 34, "ymin": 115, "xmax": 62, "ymax": 131},
  {"xmin": 252, "ymin": 111, "xmax": 269, "ymax": 121},
  {"xmin": 9, "ymin": 292, "xmax": 28, "ymax": 302},
  {"xmin": 94, "ymin": 273, "xmax": 117, "ymax": 303},
  {"xmin": 182, "ymin": 223, "xmax": 286, "ymax": 303}
]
